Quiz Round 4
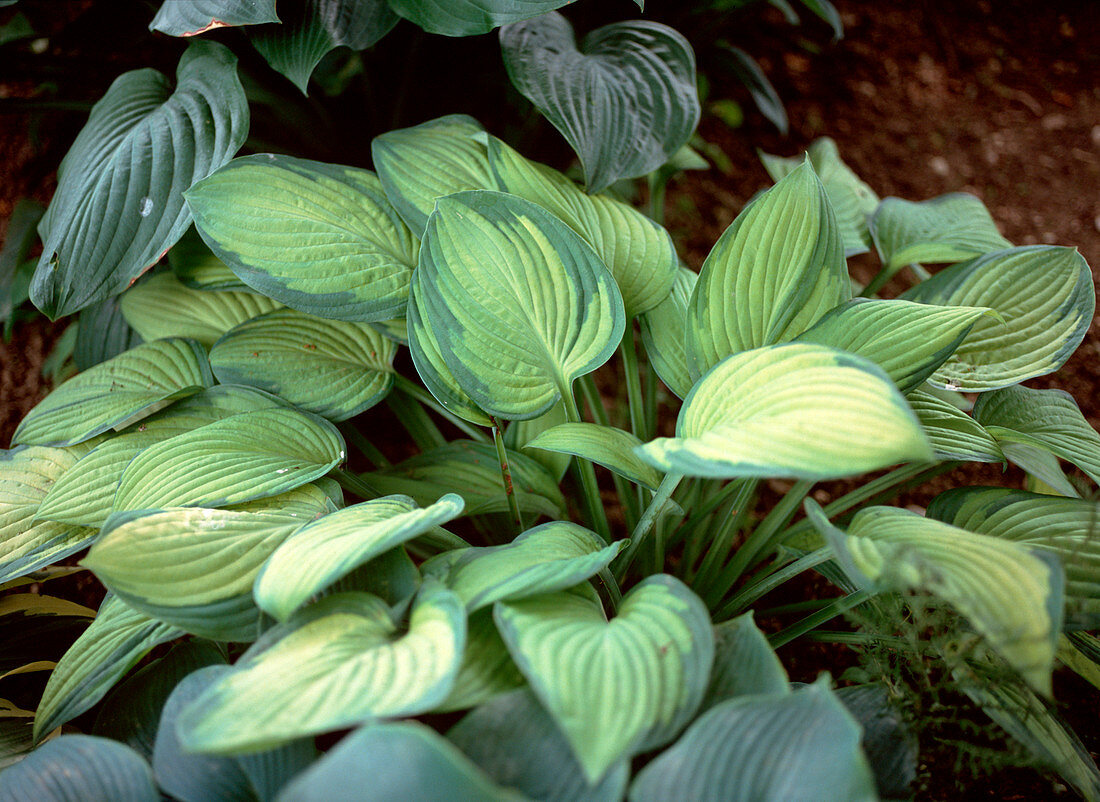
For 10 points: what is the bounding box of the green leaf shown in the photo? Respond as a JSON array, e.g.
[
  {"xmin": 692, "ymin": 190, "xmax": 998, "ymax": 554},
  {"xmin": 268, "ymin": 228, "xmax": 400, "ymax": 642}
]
[
  {"xmin": 701, "ymin": 612, "xmax": 789, "ymax": 710},
  {"xmin": 501, "ymin": 13, "xmax": 699, "ymax": 194},
  {"xmin": 371, "ymin": 114, "xmax": 498, "ymax": 234},
  {"xmin": 424, "ymin": 521, "xmax": 624, "ymax": 612},
  {"xmin": 33, "ymin": 596, "xmax": 182, "ymax": 742},
  {"xmin": 366, "ymin": 441, "xmax": 565, "ymax": 518},
  {"xmin": 151, "ymin": 0, "xmax": 280, "ymax": 36},
  {"xmin": 436, "ymin": 609, "xmax": 524, "ymax": 713},
  {"xmin": 449, "ymin": 688, "xmax": 629, "ymax": 802},
  {"xmin": 927, "ymin": 487, "xmax": 1100, "ymax": 629},
  {"xmin": 209, "ymin": 308, "xmax": 397, "ymax": 421},
  {"xmin": 111, "ymin": 407, "xmax": 345, "ymax": 511},
  {"xmin": 719, "ymin": 45, "xmax": 786, "ymax": 135},
  {"xmin": 254, "ymin": 493, "xmax": 465, "ymax": 621},
  {"xmin": 1003, "ymin": 442, "xmax": 1080, "ymax": 498},
  {"xmin": 630, "ymin": 679, "xmax": 877, "ymax": 802},
  {"xmin": 0, "ymin": 199, "xmax": 45, "ymax": 328},
  {"xmin": 169, "ymin": 227, "xmax": 247, "ymax": 291},
  {"xmin": 505, "ymin": 400, "xmax": 571, "ymax": 480},
  {"xmin": 417, "ymin": 190, "xmax": 624, "ymax": 419},
  {"xmin": 870, "ymin": 193, "xmax": 1012, "ymax": 273},
  {"xmin": 639, "ymin": 265, "xmax": 696, "ymax": 399},
  {"xmin": 277, "ymin": 722, "xmax": 525, "ymax": 801},
  {"xmin": 178, "ymin": 585, "xmax": 466, "ymax": 752},
  {"xmin": 687, "ymin": 162, "xmax": 848, "ymax": 379},
  {"xmin": 250, "ymin": 0, "xmax": 398, "ymax": 94},
  {"xmin": 527, "ymin": 423, "xmax": 662, "ymax": 490},
  {"xmin": 13, "ymin": 338, "xmax": 213, "ymax": 447},
  {"xmin": 901, "ymin": 246, "xmax": 1093, "ymax": 391},
  {"xmin": 389, "ymin": 0, "xmax": 571, "ymax": 36},
  {"xmin": 796, "ymin": 298, "xmax": 994, "ymax": 393},
  {"xmin": 495, "ymin": 574, "xmax": 713, "ymax": 782},
  {"xmin": 120, "ymin": 272, "xmax": 281, "ymax": 347},
  {"xmin": 974, "ymin": 384, "xmax": 1100, "ymax": 486},
  {"xmin": 835, "ymin": 684, "xmax": 918, "ymax": 800},
  {"xmin": 638, "ymin": 344, "xmax": 933, "ymax": 480},
  {"xmin": 759, "ymin": 137, "xmax": 878, "ymax": 256},
  {"xmin": 186, "ymin": 154, "xmax": 418, "ymax": 322},
  {"xmin": 73, "ymin": 296, "xmax": 142, "ymax": 371},
  {"xmin": 486, "ymin": 136, "xmax": 679, "ymax": 318},
  {"xmin": 0, "ymin": 735, "xmax": 157, "ymax": 802},
  {"xmin": 906, "ymin": 388, "xmax": 1004, "ymax": 463},
  {"xmin": 806, "ymin": 502, "xmax": 1063, "ymax": 694},
  {"xmin": 30, "ymin": 42, "xmax": 249, "ymax": 320}
]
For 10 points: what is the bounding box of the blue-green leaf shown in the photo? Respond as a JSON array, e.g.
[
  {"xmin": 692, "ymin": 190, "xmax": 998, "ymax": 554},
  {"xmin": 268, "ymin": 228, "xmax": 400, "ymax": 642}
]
[
  {"xmin": 389, "ymin": 0, "xmax": 572, "ymax": 37},
  {"xmin": 151, "ymin": 0, "xmax": 280, "ymax": 36},
  {"xmin": 0, "ymin": 735, "xmax": 157, "ymax": 802}
]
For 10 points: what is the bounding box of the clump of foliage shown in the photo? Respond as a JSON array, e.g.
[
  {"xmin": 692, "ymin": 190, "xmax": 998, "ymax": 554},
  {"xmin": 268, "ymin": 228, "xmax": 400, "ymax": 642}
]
[{"xmin": 1, "ymin": 1, "xmax": 1099, "ymax": 800}]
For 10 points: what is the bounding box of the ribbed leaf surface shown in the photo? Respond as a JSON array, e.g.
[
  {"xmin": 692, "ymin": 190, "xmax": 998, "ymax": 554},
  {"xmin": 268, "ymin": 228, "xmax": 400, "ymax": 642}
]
[
  {"xmin": 169, "ymin": 228, "xmax": 247, "ymax": 290},
  {"xmin": 906, "ymin": 388, "xmax": 1003, "ymax": 463},
  {"xmin": 702, "ymin": 612, "xmax": 789, "ymax": 710},
  {"xmin": 527, "ymin": 423, "xmax": 661, "ymax": 490},
  {"xmin": 389, "ymin": 0, "xmax": 570, "ymax": 36},
  {"xmin": 73, "ymin": 296, "xmax": 142, "ymax": 371},
  {"xmin": 186, "ymin": 155, "xmax": 418, "ymax": 322},
  {"xmin": 501, "ymin": 13, "xmax": 699, "ymax": 194},
  {"xmin": 30, "ymin": 42, "xmax": 248, "ymax": 319},
  {"xmin": 0, "ymin": 735, "xmax": 157, "ymax": 802},
  {"xmin": 436, "ymin": 608, "xmax": 524, "ymax": 713},
  {"xmin": 151, "ymin": 0, "xmax": 279, "ymax": 36},
  {"xmin": 639, "ymin": 266, "xmax": 696, "ymax": 399}
]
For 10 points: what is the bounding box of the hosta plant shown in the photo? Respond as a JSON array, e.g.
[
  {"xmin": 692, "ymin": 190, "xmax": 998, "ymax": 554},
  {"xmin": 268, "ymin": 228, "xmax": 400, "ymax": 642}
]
[{"xmin": 3, "ymin": 2, "xmax": 1100, "ymax": 800}]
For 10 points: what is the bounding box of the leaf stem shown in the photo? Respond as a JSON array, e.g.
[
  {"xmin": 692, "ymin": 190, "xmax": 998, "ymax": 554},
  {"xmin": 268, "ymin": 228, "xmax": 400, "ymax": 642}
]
[
  {"xmin": 491, "ymin": 416, "xmax": 525, "ymax": 535},
  {"xmin": 578, "ymin": 374, "xmax": 640, "ymax": 530},
  {"xmin": 768, "ymin": 589, "xmax": 870, "ymax": 649},
  {"xmin": 337, "ymin": 422, "xmax": 390, "ymax": 468},
  {"xmin": 331, "ymin": 468, "xmax": 381, "ymax": 502},
  {"xmin": 619, "ymin": 328, "xmax": 646, "ymax": 440},
  {"xmin": 563, "ymin": 386, "xmax": 613, "ymax": 544},
  {"xmin": 394, "ymin": 374, "xmax": 490, "ymax": 444},
  {"xmin": 691, "ymin": 479, "xmax": 759, "ymax": 587},
  {"xmin": 614, "ymin": 471, "xmax": 682, "ymax": 581},
  {"xmin": 714, "ymin": 547, "xmax": 834, "ymax": 620}
]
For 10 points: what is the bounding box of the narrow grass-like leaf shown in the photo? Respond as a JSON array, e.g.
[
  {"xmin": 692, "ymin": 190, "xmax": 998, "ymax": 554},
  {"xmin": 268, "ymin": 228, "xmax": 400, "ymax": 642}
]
[
  {"xmin": 701, "ymin": 612, "xmax": 789, "ymax": 710},
  {"xmin": 436, "ymin": 608, "xmax": 524, "ymax": 713},
  {"xmin": 13, "ymin": 338, "xmax": 212, "ymax": 447},
  {"xmin": 907, "ymin": 388, "xmax": 1003, "ymax": 463},
  {"xmin": 639, "ymin": 265, "xmax": 696, "ymax": 399},
  {"xmin": 151, "ymin": 0, "xmax": 280, "ymax": 36},
  {"xmin": 501, "ymin": 13, "xmax": 700, "ymax": 194},
  {"xmin": 495, "ymin": 574, "xmax": 713, "ymax": 782},
  {"xmin": 901, "ymin": 246, "xmax": 1093, "ymax": 390},
  {"xmin": 417, "ymin": 190, "xmax": 624, "ymax": 419},
  {"xmin": 527, "ymin": 423, "xmax": 661, "ymax": 490},
  {"xmin": 31, "ymin": 42, "xmax": 248, "ymax": 319},
  {"xmin": 638, "ymin": 344, "xmax": 932, "ymax": 480},
  {"xmin": 210, "ymin": 308, "xmax": 397, "ymax": 421},
  {"xmin": 121, "ymin": 272, "xmax": 281, "ymax": 347},
  {"xmin": 254, "ymin": 493, "xmax": 465, "ymax": 621},
  {"xmin": 720, "ymin": 45, "xmax": 787, "ymax": 135},
  {"xmin": 687, "ymin": 162, "xmax": 848, "ymax": 379},
  {"xmin": 0, "ymin": 735, "xmax": 157, "ymax": 802},
  {"xmin": 178, "ymin": 585, "xmax": 466, "ymax": 752},
  {"xmin": 389, "ymin": 0, "xmax": 571, "ymax": 36},
  {"xmin": 187, "ymin": 155, "xmax": 418, "ymax": 322}
]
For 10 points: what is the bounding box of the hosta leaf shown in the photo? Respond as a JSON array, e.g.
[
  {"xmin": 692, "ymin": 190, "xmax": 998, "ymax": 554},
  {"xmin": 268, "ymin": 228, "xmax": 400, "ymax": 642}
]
[
  {"xmin": 371, "ymin": 114, "xmax": 497, "ymax": 234},
  {"xmin": 906, "ymin": 388, "xmax": 1003, "ymax": 463},
  {"xmin": 500, "ymin": 13, "xmax": 700, "ymax": 194},
  {"xmin": 417, "ymin": 190, "xmax": 624, "ymax": 419},
  {"xmin": 687, "ymin": 162, "xmax": 848, "ymax": 379},
  {"xmin": 759, "ymin": 137, "xmax": 878, "ymax": 256},
  {"xmin": 795, "ymin": 298, "xmax": 993, "ymax": 393},
  {"xmin": 250, "ymin": 0, "xmax": 398, "ymax": 94},
  {"xmin": 186, "ymin": 154, "xmax": 418, "ymax": 322},
  {"xmin": 927, "ymin": 487, "xmax": 1100, "ymax": 629},
  {"xmin": 210, "ymin": 308, "xmax": 397, "ymax": 421},
  {"xmin": 630, "ymin": 679, "xmax": 876, "ymax": 802},
  {"xmin": 329, "ymin": 546, "xmax": 421, "ymax": 606},
  {"xmin": 639, "ymin": 265, "xmax": 696, "ymax": 399},
  {"xmin": 870, "ymin": 193, "xmax": 1012, "ymax": 273},
  {"xmin": 112, "ymin": 407, "xmax": 345, "ymax": 511},
  {"xmin": 495, "ymin": 574, "xmax": 714, "ymax": 782},
  {"xmin": 277, "ymin": 722, "xmax": 524, "ymax": 801},
  {"xmin": 1003, "ymin": 442, "xmax": 1080, "ymax": 498},
  {"xmin": 719, "ymin": 46, "xmax": 786, "ymax": 135},
  {"xmin": 151, "ymin": 0, "xmax": 280, "ymax": 36},
  {"xmin": 423, "ymin": 521, "xmax": 624, "ymax": 612},
  {"xmin": 486, "ymin": 137, "xmax": 678, "ymax": 318},
  {"xmin": 33, "ymin": 596, "xmax": 182, "ymax": 741},
  {"xmin": 901, "ymin": 246, "xmax": 1093, "ymax": 391},
  {"xmin": 449, "ymin": 688, "xmax": 629, "ymax": 802},
  {"xmin": 366, "ymin": 440, "xmax": 565, "ymax": 518},
  {"xmin": 436, "ymin": 608, "xmax": 524, "ymax": 713},
  {"xmin": 0, "ymin": 735, "xmax": 157, "ymax": 802},
  {"xmin": 806, "ymin": 502, "xmax": 1063, "ymax": 694},
  {"xmin": 835, "ymin": 684, "xmax": 918, "ymax": 800},
  {"xmin": 30, "ymin": 42, "xmax": 248, "ymax": 320},
  {"xmin": 254, "ymin": 493, "xmax": 465, "ymax": 621},
  {"xmin": 13, "ymin": 338, "xmax": 212, "ymax": 447},
  {"xmin": 121, "ymin": 272, "xmax": 281, "ymax": 347},
  {"xmin": 169, "ymin": 228, "xmax": 247, "ymax": 290},
  {"xmin": 702, "ymin": 612, "xmax": 789, "ymax": 710},
  {"xmin": 178, "ymin": 585, "xmax": 466, "ymax": 752},
  {"xmin": 0, "ymin": 446, "xmax": 97, "ymax": 584},
  {"xmin": 526, "ymin": 423, "xmax": 661, "ymax": 490},
  {"xmin": 638, "ymin": 344, "xmax": 933, "ymax": 480},
  {"xmin": 505, "ymin": 400, "xmax": 571, "ymax": 481},
  {"xmin": 73, "ymin": 296, "xmax": 142, "ymax": 371},
  {"xmin": 390, "ymin": 0, "xmax": 570, "ymax": 36},
  {"xmin": 973, "ymin": 384, "xmax": 1100, "ymax": 485}
]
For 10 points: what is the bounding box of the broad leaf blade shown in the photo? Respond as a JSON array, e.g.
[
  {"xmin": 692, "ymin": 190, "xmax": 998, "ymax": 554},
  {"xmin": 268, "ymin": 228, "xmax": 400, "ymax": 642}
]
[
  {"xmin": 907, "ymin": 388, "xmax": 1003, "ymax": 463},
  {"xmin": 389, "ymin": 0, "xmax": 572, "ymax": 37},
  {"xmin": 151, "ymin": 0, "xmax": 280, "ymax": 36},
  {"xmin": 871, "ymin": 193, "xmax": 1012, "ymax": 272},
  {"xmin": 639, "ymin": 265, "xmax": 696, "ymax": 399},
  {"xmin": 0, "ymin": 735, "xmax": 157, "ymax": 802},
  {"xmin": 526, "ymin": 422, "xmax": 661, "ymax": 490},
  {"xmin": 436, "ymin": 608, "xmax": 524, "ymax": 713},
  {"xmin": 702, "ymin": 612, "xmax": 789, "ymax": 710},
  {"xmin": 73, "ymin": 296, "xmax": 143, "ymax": 371}
]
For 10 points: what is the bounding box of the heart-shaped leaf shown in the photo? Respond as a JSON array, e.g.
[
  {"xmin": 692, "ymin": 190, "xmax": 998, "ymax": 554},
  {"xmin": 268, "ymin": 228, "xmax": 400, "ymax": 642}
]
[
  {"xmin": 901, "ymin": 245, "xmax": 1093, "ymax": 391},
  {"xmin": 639, "ymin": 266, "xmax": 696, "ymax": 399},
  {"xmin": 701, "ymin": 612, "xmax": 789, "ymax": 710},
  {"xmin": 500, "ymin": 13, "xmax": 700, "ymax": 193},
  {"xmin": 906, "ymin": 388, "xmax": 1003, "ymax": 463},
  {"xmin": 13, "ymin": 338, "xmax": 213, "ymax": 447},
  {"xmin": 30, "ymin": 42, "xmax": 248, "ymax": 320},
  {"xmin": 209, "ymin": 308, "xmax": 397, "ymax": 421},
  {"xmin": 495, "ymin": 574, "xmax": 713, "ymax": 782},
  {"xmin": 150, "ymin": 0, "xmax": 280, "ymax": 37},
  {"xmin": 254, "ymin": 493, "xmax": 465, "ymax": 621},
  {"xmin": 687, "ymin": 161, "xmax": 848, "ymax": 379},
  {"xmin": 0, "ymin": 735, "xmax": 158, "ymax": 802},
  {"xmin": 638, "ymin": 344, "xmax": 933, "ymax": 480},
  {"xmin": 416, "ymin": 190, "xmax": 624, "ymax": 419},
  {"xmin": 436, "ymin": 608, "xmax": 524, "ymax": 713},
  {"xmin": 178, "ymin": 585, "xmax": 466, "ymax": 752},
  {"xmin": 424, "ymin": 521, "xmax": 624, "ymax": 613},
  {"xmin": 186, "ymin": 154, "xmax": 418, "ymax": 322},
  {"xmin": 389, "ymin": 0, "xmax": 571, "ymax": 37},
  {"xmin": 526, "ymin": 423, "xmax": 662, "ymax": 490},
  {"xmin": 120, "ymin": 272, "xmax": 281, "ymax": 347}
]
